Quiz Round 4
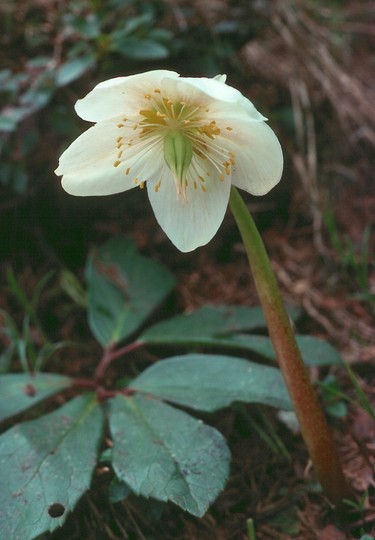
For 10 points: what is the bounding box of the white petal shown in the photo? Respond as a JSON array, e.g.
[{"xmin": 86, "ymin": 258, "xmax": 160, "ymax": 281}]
[
  {"xmin": 224, "ymin": 120, "xmax": 283, "ymax": 195},
  {"xmin": 55, "ymin": 120, "xmax": 164, "ymax": 196},
  {"xmin": 75, "ymin": 70, "xmax": 179, "ymax": 122},
  {"xmin": 147, "ymin": 159, "xmax": 231, "ymax": 252},
  {"xmin": 161, "ymin": 76, "xmax": 266, "ymax": 123}
]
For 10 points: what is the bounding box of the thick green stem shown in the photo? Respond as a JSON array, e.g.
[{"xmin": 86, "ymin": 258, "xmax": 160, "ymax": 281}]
[{"xmin": 229, "ymin": 186, "xmax": 350, "ymax": 506}]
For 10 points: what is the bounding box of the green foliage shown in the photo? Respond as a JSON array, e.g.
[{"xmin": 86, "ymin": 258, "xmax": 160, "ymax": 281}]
[
  {"xmin": 1, "ymin": 271, "xmax": 65, "ymax": 373},
  {"xmin": 0, "ymin": 395, "xmax": 104, "ymax": 539},
  {"xmin": 0, "ymin": 373, "xmax": 72, "ymax": 422},
  {"xmin": 325, "ymin": 209, "xmax": 374, "ymax": 308},
  {"xmin": 85, "ymin": 237, "xmax": 176, "ymax": 346},
  {"xmin": 141, "ymin": 306, "xmax": 342, "ymax": 367},
  {"xmin": 0, "ymin": 238, "xmax": 347, "ymax": 538},
  {"xmin": 0, "ymin": 0, "xmax": 174, "ymax": 194},
  {"xmin": 109, "ymin": 394, "xmax": 230, "ymax": 517},
  {"xmin": 131, "ymin": 354, "xmax": 292, "ymax": 411}
]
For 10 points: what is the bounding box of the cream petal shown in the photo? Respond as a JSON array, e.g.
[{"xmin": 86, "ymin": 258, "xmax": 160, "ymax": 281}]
[
  {"xmin": 55, "ymin": 120, "xmax": 164, "ymax": 196},
  {"xmin": 147, "ymin": 159, "xmax": 231, "ymax": 252},
  {"xmin": 224, "ymin": 120, "xmax": 283, "ymax": 195},
  {"xmin": 75, "ymin": 70, "xmax": 180, "ymax": 122},
  {"xmin": 160, "ymin": 76, "xmax": 266, "ymax": 123}
]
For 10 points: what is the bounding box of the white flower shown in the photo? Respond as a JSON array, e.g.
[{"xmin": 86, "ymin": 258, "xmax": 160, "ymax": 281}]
[{"xmin": 55, "ymin": 70, "xmax": 283, "ymax": 252}]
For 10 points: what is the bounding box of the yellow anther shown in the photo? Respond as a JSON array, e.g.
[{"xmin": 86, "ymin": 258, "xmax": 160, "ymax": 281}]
[
  {"xmin": 125, "ymin": 167, "xmax": 130, "ymax": 175},
  {"xmin": 154, "ymin": 89, "xmax": 161, "ymax": 94},
  {"xmin": 198, "ymin": 175, "xmax": 205, "ymax": 182},
  {"xmin": 140, "ymin": 181, "xmax": 145, "ymax": 189},
  {"xmin": 144, "ymin": 94, "xmax": 151, "ymax": 100},
  {"xmin": 113, "ymin": 160, "xmax": 121, "ymax": 167},
  {"xmin": 134, "ymin": 178, "xmax": 138, "ymax": 185},
  {"xmin": 117, "ymin": 123, "xmax": 124, "ymax": 128},
  {"xmin": 117, "ymin": 151, "xmax": 123, "ymax": 158},
  {"xmin": 226, "ymin": 126, "xmax": 233, "ymax": 131},
  {"xmin": 155, "ymin": 180, "xmax": 161, "ymax": 192},
  {"xmin": 201, "ymin": 184, "xmax": 206, "ymax": 192},
  {"xmin": 220, "ymin": 173, "xmax": 225, "ymax": 181}
]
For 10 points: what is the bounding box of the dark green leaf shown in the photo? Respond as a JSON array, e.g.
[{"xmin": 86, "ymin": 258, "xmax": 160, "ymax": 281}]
[
  {"xmin": 140, "ymin": 304, "xmax": 286, "ymax": 345},
  {"xmin": 0, "ymin": 373, "xmax": 73, "ymax": 422},
  {"xmin": 86, "ymin": 238, "xmax": 175, "ymax": 346},
  {"xmin": 112, "ymin": 13, "xmax": 154, "ymax": 37},
  {"xmin": 141, "ymin": 307, "xmax": 340, "ymax": 367},
  {"xmin": 131, "ymin": 354, "xmax": 292, "ymax": 411},
  {"xmin": 113, "ymin": 38, "xmax": 170, "ymax": 60},
  {"xmin": 109, "ymin": 394, "xmax": 230, "ymax": 516},
  {"xmin": 56, "ymin": 55, "xmax": 96, "ymax": 87},
  {"xmin": 0, "ymin": 115, "xmax": 17, "ymax": 133},
  {"xmin": 228, "ymin": 334, "xmax": 343, "ymax": 366},
  {"xmin": 0, "ymin": 394, "xmax": 104, "ymax": 539},
  {"xmin": 108, "ymin": 477, "xmax": 131, "ymax": 503}
]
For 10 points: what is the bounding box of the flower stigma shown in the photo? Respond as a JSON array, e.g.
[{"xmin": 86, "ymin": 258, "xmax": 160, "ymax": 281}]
[{"xmin": 163, "ymin": 130, "xmax": 193, "ymax": 200}]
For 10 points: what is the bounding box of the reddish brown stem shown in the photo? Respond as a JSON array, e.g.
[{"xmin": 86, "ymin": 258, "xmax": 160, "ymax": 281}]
[
  {"xmin": 230, "ymin": 187, "xmax": 351, "ymax": 505},
  {"xmin": 94, "ymin": 340, "xmax": 143, "ymax": 382}
]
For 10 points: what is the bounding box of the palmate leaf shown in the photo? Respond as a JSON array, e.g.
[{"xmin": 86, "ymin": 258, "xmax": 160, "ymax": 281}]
[
  {"xmin": 140, "ymin": 305, "xmax": 340, "ymax": 367},
  {"xmin": 139, "ymin": 304, "xmax": 274, "ymax": 344},
  {"xmin": 0, "ymin": 394, "xmax": 104, "ymax": 540},
  {"xmin": 109, "ymin": 394, "xmax": 230, "ymax": 517},
  {"xmin": 85, "ymin": 238, "xmax": 175, "ymax": 346},
  {"xmin": 0, "ymin": 373, "xmax": 73, "ymax": 422},
  {"xmin": 229, "ymin": 334, "xmax": 343, "ymax": 366},
  {"xmin": 131, "ymin": 354, "xmax": 292, "ymax": 411}
]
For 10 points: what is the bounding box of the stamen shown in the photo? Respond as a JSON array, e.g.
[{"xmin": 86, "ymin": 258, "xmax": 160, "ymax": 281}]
[
  {"xmin": 140, "ymin": 181, "xmax": 145, "ymax": 189},
  {"xmin": 154, "ymin": 179, "xmax": 162, "ymax": 192},
  {"xmin": 113, "ymin": 160, "xmax": 121, "ymax": 167},
  {"xmin": 154, "ymin": 89, "xmax": 161, "ymax": 94},
  {"xmin": 226, "ymin": 127, "xmax": 233, "ymax": 131},
  {"xmin": 126, "ymin": 167, "xmax": 130, "ymax": 175}
]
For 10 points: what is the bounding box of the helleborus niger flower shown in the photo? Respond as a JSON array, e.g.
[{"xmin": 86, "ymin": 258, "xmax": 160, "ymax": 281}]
[{"xmin": 55, "ymin": 70, "xmax": 283, "ymax": 252}]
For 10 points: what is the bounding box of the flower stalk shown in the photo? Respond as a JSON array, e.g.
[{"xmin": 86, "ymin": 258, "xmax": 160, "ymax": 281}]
[{"xmin": 229, "ymin": 186, "xmax": 350, "ymax": 506}]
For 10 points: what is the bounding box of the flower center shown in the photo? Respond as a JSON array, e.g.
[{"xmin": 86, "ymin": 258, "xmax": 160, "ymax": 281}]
[{"xmin": 114, "ymin": 88, "xmax": 236, "ymax": 200}]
